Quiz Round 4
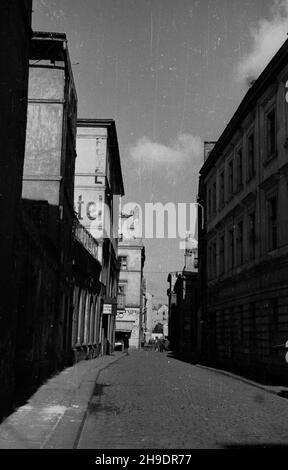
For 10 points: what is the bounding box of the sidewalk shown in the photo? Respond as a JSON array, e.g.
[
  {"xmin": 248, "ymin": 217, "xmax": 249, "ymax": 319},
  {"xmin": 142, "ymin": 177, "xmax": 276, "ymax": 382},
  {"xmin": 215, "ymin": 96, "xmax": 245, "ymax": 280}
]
[{"xmin": 0, "ymin": 351, "xmax": 126, "ymax": 449}]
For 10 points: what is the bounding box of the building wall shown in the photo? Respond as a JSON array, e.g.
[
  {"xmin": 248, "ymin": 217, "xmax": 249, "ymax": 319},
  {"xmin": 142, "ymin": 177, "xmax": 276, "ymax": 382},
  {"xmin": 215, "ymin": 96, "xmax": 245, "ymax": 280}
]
[
  {"xmin": 167, "ymin": 273, "xmax": 179, "ymax": 351},
  {"xmin": 151, "ymin": 305, "xmax": 169, "ymax": 331},
  {"xmin": 143, "ymin": 292, "xmax": 153, "ymax": 343},
  {"xmin": 167, "ymin": 272, "xmax": 199, "ymax": 356},
  {"xmin": 75, "ymin": 120, "xmax": 124, "ymax": 354},
  {"xmin": 0, "ymin": 0, "xmax": 32, "ymax": 417},
  {"xmin": 198, "ymin": 41, "xmax": 288, "ymax": 383},
  {"xmin": 15, "ymin": 201, "xmax": 60, "ymax": 397},
  {"xmin": 116, "ymin": 241, "xmax": 145, "ymax": 348}
]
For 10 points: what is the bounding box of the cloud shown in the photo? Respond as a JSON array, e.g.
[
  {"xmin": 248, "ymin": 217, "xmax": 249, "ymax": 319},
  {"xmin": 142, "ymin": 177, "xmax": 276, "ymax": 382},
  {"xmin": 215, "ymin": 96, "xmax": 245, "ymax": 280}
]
[
  {"xmin": 237, "ymin": 0, "xmax": 288, "ymax": 82},
  {"xmin": 129, "ymin": 134, "xmax": 203, "ymax": 168},
  {"xmin": 33, "ymin": 0, "xmax": 67, "ymax": 21}
]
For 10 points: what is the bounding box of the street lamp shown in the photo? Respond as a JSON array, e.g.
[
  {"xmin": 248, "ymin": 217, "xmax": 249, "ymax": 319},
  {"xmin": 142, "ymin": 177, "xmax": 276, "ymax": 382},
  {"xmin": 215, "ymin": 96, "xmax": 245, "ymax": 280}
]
[{"xmin": 195, "ymin": 201, "xmax": 205, "ymax": 231}]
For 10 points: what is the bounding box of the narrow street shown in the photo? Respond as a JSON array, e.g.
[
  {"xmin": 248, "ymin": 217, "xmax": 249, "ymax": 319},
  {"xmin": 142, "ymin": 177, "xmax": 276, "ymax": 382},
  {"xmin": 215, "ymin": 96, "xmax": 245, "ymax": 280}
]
[{"xmin": 76, "ymin": 350, "xmax": 288, "ymax": 449}]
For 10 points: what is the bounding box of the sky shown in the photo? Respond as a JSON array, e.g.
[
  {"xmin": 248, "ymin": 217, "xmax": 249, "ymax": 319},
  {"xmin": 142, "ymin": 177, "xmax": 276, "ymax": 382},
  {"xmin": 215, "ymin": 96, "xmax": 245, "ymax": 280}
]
[{"xmin": 32, "ymin": 0, "xmax": 288, "ymax": 303}]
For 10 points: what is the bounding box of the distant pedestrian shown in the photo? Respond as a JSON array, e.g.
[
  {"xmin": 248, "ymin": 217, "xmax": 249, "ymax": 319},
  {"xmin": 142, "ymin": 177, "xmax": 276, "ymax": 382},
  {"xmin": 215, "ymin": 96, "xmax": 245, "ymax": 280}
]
[
  {"xmin": 159, "ymin": 337, "xmax": 164, "ymax": 352},
  {"xmin": 123, "ymin": 334, "xmax": 129, "ymax": 354},
  {"xmin": 154, "ymin": 336, "xmax": 159, "ymax": 352}
]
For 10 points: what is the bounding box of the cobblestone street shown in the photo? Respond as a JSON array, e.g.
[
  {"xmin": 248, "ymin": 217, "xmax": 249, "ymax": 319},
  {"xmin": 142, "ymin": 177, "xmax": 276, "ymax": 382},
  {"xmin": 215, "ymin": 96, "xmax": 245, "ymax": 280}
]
[{"xmin": 77, "ymin": 350, "xmax": 288, "ymax": 449}]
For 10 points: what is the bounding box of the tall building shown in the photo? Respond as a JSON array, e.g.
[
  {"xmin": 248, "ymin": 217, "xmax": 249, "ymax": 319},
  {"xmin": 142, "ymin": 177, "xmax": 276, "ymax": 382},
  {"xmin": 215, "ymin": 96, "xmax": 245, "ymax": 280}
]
[
  {"xmin": 75, "ymin": 119, "xmax": 124, "ymax": 354},
  {"xmin": 198, "ymin": 38, "xmax": 288, "ymax": 383},
  {"xmin": 116, "ymin": 238, "xmax": 146, "ymax": 349},
  {"xmin": 21, "ymin": 31, "xmax": 78, "ymax": 368}
]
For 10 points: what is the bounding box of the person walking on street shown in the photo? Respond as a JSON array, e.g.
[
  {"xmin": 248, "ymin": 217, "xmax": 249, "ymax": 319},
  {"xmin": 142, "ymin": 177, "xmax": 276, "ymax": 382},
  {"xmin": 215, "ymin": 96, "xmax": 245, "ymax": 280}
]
[
  {"xmin": 154, "ymin": 336, "xmax": 159, "ymax": 352},
  {"xmin": 123, "ymin": 334, "xmax": 129, "ymax": 354}
]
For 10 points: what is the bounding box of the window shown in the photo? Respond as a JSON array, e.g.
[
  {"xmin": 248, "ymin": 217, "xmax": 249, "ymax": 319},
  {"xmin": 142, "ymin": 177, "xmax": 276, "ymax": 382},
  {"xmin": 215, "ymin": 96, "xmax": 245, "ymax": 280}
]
[
  {"xmin": 208, "ymin": 241, "xmax": 217, "ymax": 278},
  {"xmin": 270, "ymin": 298, "xmax": 278, "ymax": 352},
  {"xmin": 208, "ymin": 245, "xmax": 212, "ymax": 276},
  {"xmin": 219, "ymin": 234, "xmax": 225, "ymax": 274},
  {"xmin": 118, "ymin": 256, "xmax": 128, "ymax": 270},
  {"xmin": 228, "ymin": 307, "xmax": 234, "ymax": 358},
  {"xmin": 266, "ymin": 108, "xmax": 276, "ymax": 159},
  {"xmin": 117, "ymin": 284, "xmax": 126, "ymax": 308},
  {"xmin": 247, "ymin": 133, "xmax": 255, "ymax": 180},
  {"xmin": 219, "ymin": 310, "xmax": 225, "ymax": 343},
  {"xmin": 228, "ymin": 228, "xmax": 234, "ymax": 270},
  {"xmin": 208, "ymin": 188, "xmax": 212, "ymax": 218},
  {"xmin": 236, "ymin": 149, "xmax": 243, "ymax": 191},
  {"xmin": 248, "ymin": 212, "xmax": 256, "ymax": 260},
  {"xmin": 239, "ymin": 306, "xmax": 244, "ymax": 345},
  {"xmin": 236, "ymin": 221, "xmax": 243, "ymax": 265},
  {"xmin": 219, "ymin": 171, "xmax": 225, "ymax": 208},
  {"xmin": 268, "ymin": 196, "xmax": 278, "ymax": 250},
  {"xmin": 228, "ymin": 160, "xmax": 234, "ymax": 198},
  {"xmin": 212, "ymin": 182, "xmax": 217, "ymax": 214},
  {"xmin": 212, "ymin": 241, "xmax": 217, "ymax": 277},
  {"xmin": 249, "ymin": 303, "xmax": 257, "ymax": 346}
]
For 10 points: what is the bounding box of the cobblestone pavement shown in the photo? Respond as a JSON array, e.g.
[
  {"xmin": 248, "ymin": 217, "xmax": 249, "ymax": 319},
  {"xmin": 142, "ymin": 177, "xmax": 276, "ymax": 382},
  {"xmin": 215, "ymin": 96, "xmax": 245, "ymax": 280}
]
[{"xmin": 77, "ymin": 349, "xmax": 288, "ymax": 449}]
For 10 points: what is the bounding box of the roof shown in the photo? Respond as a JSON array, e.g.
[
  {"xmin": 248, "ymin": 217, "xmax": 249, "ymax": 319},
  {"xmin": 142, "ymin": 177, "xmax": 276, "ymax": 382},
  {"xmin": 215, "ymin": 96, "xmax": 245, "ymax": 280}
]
[
  {"xmin": 30, "ymin": 31, "xmax": 77, "ymax": 102},
  {"xmin": 77, "ymin": 118, "xmax": 124, "ymax": 196},
  {"xmin": 30, "ymin": 31, "xmax": 67, "ymax": 60},
  {"xmin": 200, "ymin": 38, "xmax": 288, "ymax": 176}
]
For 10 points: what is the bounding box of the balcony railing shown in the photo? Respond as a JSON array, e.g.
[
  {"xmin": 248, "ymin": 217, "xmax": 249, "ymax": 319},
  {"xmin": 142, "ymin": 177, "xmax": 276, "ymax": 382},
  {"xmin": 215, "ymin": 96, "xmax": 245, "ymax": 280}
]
[{"xmin": 74, "ymin": 217, "xmax": 98, "ymax": 260}]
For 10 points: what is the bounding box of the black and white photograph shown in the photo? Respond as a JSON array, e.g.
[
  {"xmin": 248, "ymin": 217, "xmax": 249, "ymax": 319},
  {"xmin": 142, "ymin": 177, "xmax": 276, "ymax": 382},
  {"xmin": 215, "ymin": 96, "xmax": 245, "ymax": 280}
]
[{"xmin": 1, "ymin": 0, "xmax": 288, "ymax": 456}]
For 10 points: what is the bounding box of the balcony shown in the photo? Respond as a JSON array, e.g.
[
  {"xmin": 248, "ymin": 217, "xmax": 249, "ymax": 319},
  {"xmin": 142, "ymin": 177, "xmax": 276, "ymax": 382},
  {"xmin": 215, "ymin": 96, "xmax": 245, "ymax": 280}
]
[{"xmin": 73, "ymin": 217, "xmax": 98, "ymax": 260}]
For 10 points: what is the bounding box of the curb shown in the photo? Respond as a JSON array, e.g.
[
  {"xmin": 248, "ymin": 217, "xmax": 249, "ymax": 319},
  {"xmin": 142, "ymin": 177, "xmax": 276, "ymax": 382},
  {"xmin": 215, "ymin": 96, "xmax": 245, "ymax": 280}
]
[
  {"xmin": 72, "ymin": 352, "xmax": 127, "ymax": 449},
  {"xmin": 44, "ymin": 352, "xmax": 127, "ymax": 449},
  {"xmin": 195, "ymin": 363, "xmax": 288, "ymax": 398}
]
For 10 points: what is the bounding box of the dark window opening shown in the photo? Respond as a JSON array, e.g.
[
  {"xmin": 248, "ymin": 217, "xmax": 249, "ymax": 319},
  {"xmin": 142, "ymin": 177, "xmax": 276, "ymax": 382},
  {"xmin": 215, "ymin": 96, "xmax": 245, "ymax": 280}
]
[
  {"xmin": 247, "ymin": 133, "xmax": 255, "ymax": 179},
  {"xmin": 219, "ymin": 235, "xmax": 225, "ymax": 274},
  {"xmin": 236, "ymin": 221, "xmax": 243, "ymax": 265},
  {"xmin": 219, "ymin": 171, "xmax": 225, "ymax": 207},
  {"xmin": 118, "ymin": 256, "xmax": 128, "ymax": 270},
  {"xmin": 236, "ymin": 149, "xmax": 243, "ymax": 191},
  {"xmin": 228, "ymin": 161, "xmax": 234, "ymax": 198},
  {"xmin": 268, "ymin": 196, "xmax": 278, "ymax": 250},
  {"xmin": 248, "ymin": 212, "xmax": 256, "ymax": 260},
  {"xmin": 228, "ymin": 228, "xmax": 234, "ymax": 270},
  {"xmin": 266, "ymin": 108, "xmax": 276, "ymax": 158}
]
